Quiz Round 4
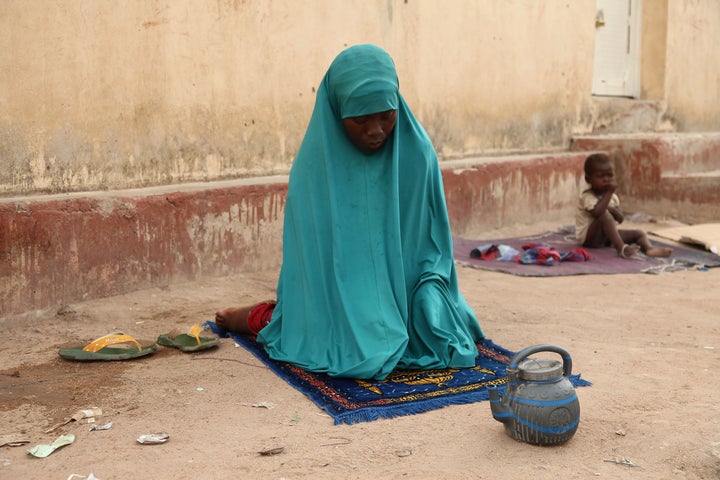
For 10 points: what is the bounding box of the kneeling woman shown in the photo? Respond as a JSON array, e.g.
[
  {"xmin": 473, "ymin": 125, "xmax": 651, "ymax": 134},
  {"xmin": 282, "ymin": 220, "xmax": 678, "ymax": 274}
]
[{"xmin": 216, "ymin": 44, "xmax": 484, "ymax": 380}]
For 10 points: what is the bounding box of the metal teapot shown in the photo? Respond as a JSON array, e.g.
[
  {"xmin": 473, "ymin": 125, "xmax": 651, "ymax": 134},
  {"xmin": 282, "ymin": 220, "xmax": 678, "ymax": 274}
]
[{"xmin": 488, "ymin": 344, "xmax": 580, "ymax": 445}]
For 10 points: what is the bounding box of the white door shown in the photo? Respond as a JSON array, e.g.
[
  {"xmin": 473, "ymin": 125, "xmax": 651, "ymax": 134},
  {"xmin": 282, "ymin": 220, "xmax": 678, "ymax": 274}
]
[{"xmin": 592, "ymin": 0, "xmax": 642, "ymax": 97}]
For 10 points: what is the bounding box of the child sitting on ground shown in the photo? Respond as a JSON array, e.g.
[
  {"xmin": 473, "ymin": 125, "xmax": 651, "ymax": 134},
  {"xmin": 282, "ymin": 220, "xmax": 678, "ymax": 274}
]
[{"xmin": 575, "ymin": 153, "xmax": 672, "ymax": 259}]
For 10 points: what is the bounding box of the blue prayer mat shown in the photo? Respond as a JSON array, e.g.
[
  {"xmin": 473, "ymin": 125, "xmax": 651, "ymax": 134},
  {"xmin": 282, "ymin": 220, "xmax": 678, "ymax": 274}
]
[{"xmin": 206, "ymin": 321, "xmax": 590, "ymax": 425}]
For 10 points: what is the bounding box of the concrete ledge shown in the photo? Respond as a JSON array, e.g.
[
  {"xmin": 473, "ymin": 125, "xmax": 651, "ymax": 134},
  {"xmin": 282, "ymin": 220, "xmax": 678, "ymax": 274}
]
[
  {"xmin": 572, "ymin": 132, "xmax": 720, "ymax": 174},
  {"xmin": 4, "ymin": 134, "xmax": 717, "ymax": 318},
  {"xmin": 442, "ymin": 152, "xmax": 587, "ymax": 233},
  {"xmin": 571, "ymin": 132, "xmax": 720, "ymax": 223},
  {"xmin": 1, "ymin": 153, "xmax": 588, "ymax": 318},
  {"xmin": 1, "ymin": 180, "xmax": 288, "ymax": 317},
  {"xmin": 630, "ymin": 175, "xmax": 720, "ymax": 224}
]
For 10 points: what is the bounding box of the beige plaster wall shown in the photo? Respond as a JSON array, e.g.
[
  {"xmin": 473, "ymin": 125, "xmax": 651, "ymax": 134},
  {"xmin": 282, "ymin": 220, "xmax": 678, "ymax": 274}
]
[
  {"xmin": 664, "ymin": 0, "xmax": 720, "ymax": 130},
  {"xmin": 641, "ymin": 0, "xmax": 668, "ymax": 100},
  {"xmin": 0, "ymin": 1, "xmax": 332, "ymax": 194},
  {"xmin": 0, "ymin": 0, "xmax": 718, "ymax": 197},
  {"xmin": 398, "ymin": 1, "xmax": 596, "ymax": 158}
]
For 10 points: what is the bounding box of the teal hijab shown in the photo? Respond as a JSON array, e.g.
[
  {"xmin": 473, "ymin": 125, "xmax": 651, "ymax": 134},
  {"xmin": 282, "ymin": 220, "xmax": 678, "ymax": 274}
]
[{"xmin": 257, "ymin": 44, "xmax": 484, "ymax": 379}]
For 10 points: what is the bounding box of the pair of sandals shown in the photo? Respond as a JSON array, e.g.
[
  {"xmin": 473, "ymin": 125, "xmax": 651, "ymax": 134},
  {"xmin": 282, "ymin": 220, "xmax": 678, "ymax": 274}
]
[{"xmin": 58, "ymin": 324, "xmax": 219, "ymax": 361}]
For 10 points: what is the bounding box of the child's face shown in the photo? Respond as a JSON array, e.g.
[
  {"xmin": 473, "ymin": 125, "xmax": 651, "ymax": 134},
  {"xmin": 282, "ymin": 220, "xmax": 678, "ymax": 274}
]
[{"xmin": 586, "ymin": 161, "xmax": 616, "ymax": 192}]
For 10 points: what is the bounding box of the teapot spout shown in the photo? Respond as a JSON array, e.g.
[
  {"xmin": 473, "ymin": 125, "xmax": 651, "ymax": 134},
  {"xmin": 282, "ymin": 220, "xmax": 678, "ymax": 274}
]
[{"xmin": 487, "ymin": 385, "xmax": 511, "ymax": 424}]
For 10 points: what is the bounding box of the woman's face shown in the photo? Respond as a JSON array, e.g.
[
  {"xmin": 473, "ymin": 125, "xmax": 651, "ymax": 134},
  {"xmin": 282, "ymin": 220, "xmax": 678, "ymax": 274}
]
[{"xmin": 342, "ymin": 109, "xmax": 398, "ymax": 154}]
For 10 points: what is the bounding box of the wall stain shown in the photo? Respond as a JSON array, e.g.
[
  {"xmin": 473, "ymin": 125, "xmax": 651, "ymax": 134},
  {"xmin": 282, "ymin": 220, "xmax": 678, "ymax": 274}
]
[{"xmin": 142, "ymin": 19, "xmax": 168, "ymax": 28}]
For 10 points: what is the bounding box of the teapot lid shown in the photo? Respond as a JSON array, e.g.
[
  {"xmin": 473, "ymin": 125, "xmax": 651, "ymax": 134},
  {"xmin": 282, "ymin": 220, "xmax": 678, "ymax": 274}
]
[{"xmin": 517, "ymin": 358, "xmax": 563, "ymax": 381}]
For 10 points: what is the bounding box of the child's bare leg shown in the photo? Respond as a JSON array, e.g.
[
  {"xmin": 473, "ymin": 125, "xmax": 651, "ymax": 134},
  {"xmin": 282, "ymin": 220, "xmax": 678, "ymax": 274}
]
[
  {"xmin": 215, "ymin": 304, "xmax": 257, "ymax": 334},
  {"xmin": 584, "ymin": 211, "xmax": 639, "ymax": 257},
  {"xmin": 645, "ymin": 245, "xmax": 673, "ymax": 257},
  {"xmin": 620, "ymin": 230, "xmax": 672, "ymax": 257}
]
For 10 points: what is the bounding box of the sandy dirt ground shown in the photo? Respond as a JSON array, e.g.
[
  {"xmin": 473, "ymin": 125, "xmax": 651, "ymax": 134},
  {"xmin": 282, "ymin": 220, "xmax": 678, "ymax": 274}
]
[{"xmin": 1, "ymin": 221, "xmax": 719, "ymax": 480}]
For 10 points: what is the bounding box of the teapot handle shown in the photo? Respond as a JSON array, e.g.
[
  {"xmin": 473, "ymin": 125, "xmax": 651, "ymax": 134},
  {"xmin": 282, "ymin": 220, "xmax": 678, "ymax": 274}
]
[{"xmin": 507, "ymin": 344, "xmax": 573, "ymax": 382}]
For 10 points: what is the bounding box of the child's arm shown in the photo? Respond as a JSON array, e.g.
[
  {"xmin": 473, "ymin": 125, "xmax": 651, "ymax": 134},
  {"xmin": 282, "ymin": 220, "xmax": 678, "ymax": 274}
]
[
  {"xmin": 608, "ymin": 205, "xmax": 624, "ymax": 223},
  {"xmin": 588, "ymin": 187, "xmax": 616, "ymax": 218}
]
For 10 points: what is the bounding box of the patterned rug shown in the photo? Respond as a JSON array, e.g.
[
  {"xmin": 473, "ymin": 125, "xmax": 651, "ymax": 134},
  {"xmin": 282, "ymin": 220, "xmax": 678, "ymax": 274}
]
[
  {"xmin": 454, "ymin": 228, "xmax": 720, "ymax": 277},
  {"xmin": 206, "ymin": 322, "xmax": 590, "ymax": 425}
]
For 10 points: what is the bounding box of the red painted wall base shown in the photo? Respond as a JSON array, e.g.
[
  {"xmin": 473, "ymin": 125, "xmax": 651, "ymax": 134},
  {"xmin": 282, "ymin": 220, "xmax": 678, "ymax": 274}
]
[{"xmin": 3, "ymin": 134, "xmax": 718, "ymax": 318}]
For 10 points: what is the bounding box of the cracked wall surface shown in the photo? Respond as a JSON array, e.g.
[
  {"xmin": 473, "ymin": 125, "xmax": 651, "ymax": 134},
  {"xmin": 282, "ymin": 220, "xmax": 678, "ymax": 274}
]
[{"xmin": 5, "ymin": 1, "xmax": 717, "ymax": 196}]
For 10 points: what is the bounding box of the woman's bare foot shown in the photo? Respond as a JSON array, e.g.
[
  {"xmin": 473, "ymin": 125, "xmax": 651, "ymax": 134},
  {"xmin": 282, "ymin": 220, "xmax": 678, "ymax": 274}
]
[
  {"xmin": 619, "ymin": 244, "xmax": 640, "ymax": 258},
  {"xmin": 215, "ymin": 305, "xmax": 255, "ymax": 334},
  {"xmin": 645, "ymin": 246, "xmax": 673, "ymax": 257}
]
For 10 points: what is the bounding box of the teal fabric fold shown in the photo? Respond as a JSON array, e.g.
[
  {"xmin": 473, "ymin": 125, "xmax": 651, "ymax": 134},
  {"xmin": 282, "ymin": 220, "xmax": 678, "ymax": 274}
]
[{"xmin": 257, "ymin": 44, "xmax": 484, "ymax": 379}]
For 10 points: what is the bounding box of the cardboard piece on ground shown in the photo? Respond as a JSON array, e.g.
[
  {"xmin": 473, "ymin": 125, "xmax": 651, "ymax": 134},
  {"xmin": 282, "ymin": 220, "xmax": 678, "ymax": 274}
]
[
  {"xmin": 650, "ymin": 223, "xmax": 720, "ymax": 255},
  {"xmin": 0, "ymin": 433, "xmax": 30, "ymax": 447}
]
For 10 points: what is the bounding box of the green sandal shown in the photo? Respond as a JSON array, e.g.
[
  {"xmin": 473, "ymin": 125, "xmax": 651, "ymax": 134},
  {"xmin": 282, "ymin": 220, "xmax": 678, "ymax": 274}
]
[
  {"xmin": 59, "ymin": 333, "xmax": 157, "ymax": 361},
  {"xmin": 157, "ymin": 324, "xmax": 219, "ymax": 353}
]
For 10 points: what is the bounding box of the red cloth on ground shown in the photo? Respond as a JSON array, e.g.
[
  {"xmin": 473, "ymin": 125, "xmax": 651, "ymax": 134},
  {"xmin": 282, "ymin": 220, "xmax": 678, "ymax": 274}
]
[
  {"xmin": 562, "ymin": 248, "xmax": 591, "ymax": 262},
  {"xmin": 248, "ymin": 302, "xmax": 276, "ymax": 335},
  {"xmin": 520, "ymin": 243, "xmax": 561, "ymax": 266}
]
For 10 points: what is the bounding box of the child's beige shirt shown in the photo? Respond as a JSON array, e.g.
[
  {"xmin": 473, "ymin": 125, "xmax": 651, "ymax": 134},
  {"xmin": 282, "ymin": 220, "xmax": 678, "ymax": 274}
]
[{"xmin": 575, "ymin": 189, "xmax": 620, "ymax": 244}]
